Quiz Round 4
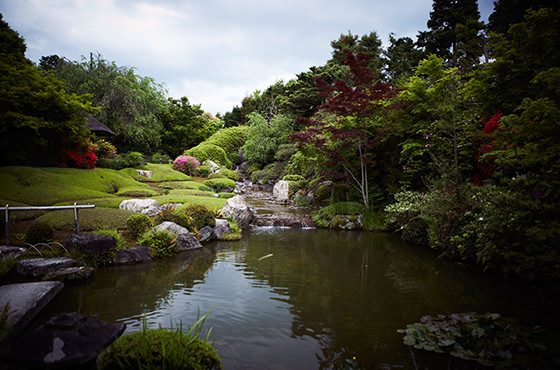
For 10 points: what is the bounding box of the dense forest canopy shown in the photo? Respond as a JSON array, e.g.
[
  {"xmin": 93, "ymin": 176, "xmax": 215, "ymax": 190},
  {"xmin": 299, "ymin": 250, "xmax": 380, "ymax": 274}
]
[{"xmin": 1, "ymin": 0, "xmax": 559, "ymax": 285}]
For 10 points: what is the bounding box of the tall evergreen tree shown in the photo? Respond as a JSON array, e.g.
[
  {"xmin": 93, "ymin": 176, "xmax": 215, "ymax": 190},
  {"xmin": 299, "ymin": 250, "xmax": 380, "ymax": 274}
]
[{"xmin": 417, "ymin": 0, "xmax": 484, "ymax": 70}]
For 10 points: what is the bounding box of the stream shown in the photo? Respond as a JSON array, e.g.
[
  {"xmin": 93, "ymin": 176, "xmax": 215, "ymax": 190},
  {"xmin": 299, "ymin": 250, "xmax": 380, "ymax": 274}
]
[{"xmin": 29, "ymin": 190, "xmax": 560, "ymax": 369}]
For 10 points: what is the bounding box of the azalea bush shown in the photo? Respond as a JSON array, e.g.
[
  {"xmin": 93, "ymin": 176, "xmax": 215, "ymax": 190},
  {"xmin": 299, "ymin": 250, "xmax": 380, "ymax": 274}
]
[
  {"xmin": 58, "ymin": 140, "xmax": 97, "ymax": 169},
  {"xmin": 173, "ymin": 155, "xmax": 200, "ymax": 176}
]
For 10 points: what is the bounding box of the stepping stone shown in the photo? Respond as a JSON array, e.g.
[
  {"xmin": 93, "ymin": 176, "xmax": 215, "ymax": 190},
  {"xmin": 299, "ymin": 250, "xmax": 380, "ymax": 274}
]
[
  {"xmin": 0, "ymin": 246, "xmax": 25, "ymax": 260},
  {"xmin": 43, "ymin": 266, "xmax": 95, "ymax": 282},
  {"xmin": 0, "ymin": 281, "xmax": 64, "ymax": 342},
  {"xmin": 1, "ymin": 312, "xmax": 125, "ymax": 368},
  {"xmin": 16, "ymin": 257, "xmax": 77, "ymax": 278}
]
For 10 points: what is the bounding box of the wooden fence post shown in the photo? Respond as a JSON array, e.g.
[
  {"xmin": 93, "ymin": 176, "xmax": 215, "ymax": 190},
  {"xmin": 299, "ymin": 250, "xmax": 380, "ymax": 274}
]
[{"xmin": 5, "ymin": 204, "xmax": 11, "ymax": 246}]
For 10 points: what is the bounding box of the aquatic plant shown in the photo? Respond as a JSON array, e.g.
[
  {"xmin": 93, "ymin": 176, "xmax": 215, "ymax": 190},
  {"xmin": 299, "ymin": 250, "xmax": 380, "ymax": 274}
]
[
  {"xmin": 398, "ymin": 312, "xmax": 549, "ymax": 368},
  {"xmin": 97, "ymin": 309, "xmax": 221, "ymax": 369}
]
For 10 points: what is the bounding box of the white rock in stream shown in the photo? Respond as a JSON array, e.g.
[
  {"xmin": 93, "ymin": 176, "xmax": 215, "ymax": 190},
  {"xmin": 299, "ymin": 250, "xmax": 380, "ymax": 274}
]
[
  {"xmin": 219, "ymin": 195, "xmax": 256, "ymax": 229},
  {"xmin": 273, "ymin": 180, "xmax": 290, "ymax": 201}
]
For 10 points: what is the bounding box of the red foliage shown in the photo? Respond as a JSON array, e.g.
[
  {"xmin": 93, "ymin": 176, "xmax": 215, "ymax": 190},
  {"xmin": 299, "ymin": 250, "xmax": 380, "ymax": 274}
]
[
  {"xmin": 291, "ymin": 51, "xmax": 399, "ymax": 172},
  {"xmin": 473, "ymin": 112, "xmax": 502, "ymax": 185},
  {"xmin": 58, "ymin": 141, "xmax": 97, "ymax": 169}
]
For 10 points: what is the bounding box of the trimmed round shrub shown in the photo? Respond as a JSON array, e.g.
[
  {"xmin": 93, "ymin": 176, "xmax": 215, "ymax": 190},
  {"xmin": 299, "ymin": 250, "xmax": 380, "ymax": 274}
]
[
  {"xmin": 173, "ymin": 155, "xmax": 200, "ymax": 176},
  {"xmin": 185, "ymin": 142, "xmax": 230, "ymax": 167},
  {"xmin": 312, "ymin": 202, "xmax": 366, "ymax": 228},
  {"xmin": 25, "ymin": 222, "xmax": 54, "ymax": 244},
  {"xmin": 203, "ymin": 178, "xmax": 236, "ymax": 193},
  {"xmin": 206, "ymin": 126, "xmax": 248, "ymax": 154},
  {"xmin": 150, "ymin": 152, "xmax": 171, "ymax": 164},
  {"xmin": 185, "ymin": 205, "xmax": 215, "ymax": 231},
  {"xmin": 126, "ymin": 213, "xmax": 152, "ymax": 238},
  {"xmin": 154, "ymin": 208, "xmax": 191, "ymax": 230},
  {"xmin": 198, "ymin": 165, "xmax": 210, "ymax": 177},
  {"xmin": 218, "ymin": 167, "xmax": 238, "ymax": 181},
  {"xmin": 97, "ymin": 329, "xmax": 222, "ymax": 370}
]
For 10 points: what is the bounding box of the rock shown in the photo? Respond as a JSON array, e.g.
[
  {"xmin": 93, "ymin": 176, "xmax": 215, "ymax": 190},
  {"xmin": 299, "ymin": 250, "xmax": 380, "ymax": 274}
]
[
  {"xmin": 176, "ymin": 233, "xmax": 203, "ymax": 252},
  {"xmin": 219, "ymin": 195, "xmax": 256, "ymax": 229},
  {"xmin": 61, "ymin": 234, "xmax": 116, "ymax": 258},
  {"xmin": 329, "ymin": 215, "xmax": 363, "ymax": 230},
  {"xmin": 136, "ymin": 169, "xmax": 153, "ymax": 178},
  {"xmin": 198, "ymin": 225, "xmax": 215, "ymax": 243},
  {"xmin": 0, "ymin": 246, "xmax": 25, "ymax": 260},
  {"xmin": 16, "ymin": 257, "xmax": 77, "ymax": 278},
  {"xmin": 1, "ymin": 312, "xmax": 125, "ymax": 368},
  {"xmin": 202, "ymin": 159, "xmax": 220, "ymax": 174},
  {"xmin": 0, "ymin": 281, "xmax": 64, "ymax": 342},
  {"xmin": 119, "ymin": 198, "xmax": 161, "ymax": 216},
  {"xmin": 273, "ymin": 180, "xmax": 290, "ymax": 202},
  {"xmin": 154, "ymin": 221, "xmax": 189, "ymax": 236},
  {"xmin": 43, "ymin": 266, "xmax": 95, "ymax": 282},
  {"xmin": 213, "ymin": 219, "xmax": 231, "ymax": 239},
  {"xmin": 113, "ymin": 246, "xmax": 152, "ymax": 265},
  {"xmin": 253, "ymin": 214, "xmax": 315, "ymax": 228}
]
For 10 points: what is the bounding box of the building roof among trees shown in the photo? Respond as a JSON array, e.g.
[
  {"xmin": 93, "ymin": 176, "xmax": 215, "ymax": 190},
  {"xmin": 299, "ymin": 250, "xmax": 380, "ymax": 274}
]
[{"xmin": 85, "ymin": 116, "xmax": 116, "ymax": 136}]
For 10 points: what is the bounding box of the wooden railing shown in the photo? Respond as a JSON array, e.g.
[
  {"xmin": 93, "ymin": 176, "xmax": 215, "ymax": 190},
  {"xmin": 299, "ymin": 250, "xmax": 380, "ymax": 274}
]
[{"xmin": 3, "ymin": 203, "xmax": 95, "ymax": 245}]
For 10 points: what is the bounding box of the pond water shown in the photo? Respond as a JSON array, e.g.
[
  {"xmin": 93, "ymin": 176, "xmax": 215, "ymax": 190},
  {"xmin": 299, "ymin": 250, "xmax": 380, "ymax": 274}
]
[{"xmin": 34, "ymin": 226, "xmax": 559, "ymax": 369}]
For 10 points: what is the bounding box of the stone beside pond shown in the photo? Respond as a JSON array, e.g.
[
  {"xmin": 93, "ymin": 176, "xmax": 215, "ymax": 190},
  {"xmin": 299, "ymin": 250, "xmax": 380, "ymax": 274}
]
[
  {"xmin": 0, "ymin": 281, "xmax": 64, "ymax": 342},
  {"xmin": 1, "ymin": 312, "xmax": 125, "ymax": 369}
]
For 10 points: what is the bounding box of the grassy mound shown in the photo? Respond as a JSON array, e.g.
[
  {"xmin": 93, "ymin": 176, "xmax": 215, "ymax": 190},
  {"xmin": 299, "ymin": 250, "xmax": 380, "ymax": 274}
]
[
  {"xmin": 36, "ymin": 208, "xmax": 135, "ymax": 231},
  {"xmin": 0, "ymin": 166, "xmax": 157, "ymax": 205}
]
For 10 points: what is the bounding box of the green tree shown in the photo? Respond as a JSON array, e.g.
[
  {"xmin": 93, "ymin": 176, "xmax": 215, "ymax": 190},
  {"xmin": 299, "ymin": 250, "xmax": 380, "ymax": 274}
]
[
  {"xmin": 384, "ymin": 33, "xmax": 427, "ymax": 83},
  {"xmin": 41, "ymin": 52, "xmax": 168, "ymax": 153},
  {"xmin": 0, "ymin": 15, "xmax": 95, "ymax": 166},
  {"xmin": 330, "ymin": 31, "xmax": 385, "ymax": 76},
  {"xmin": 242, "ymin": 113, "xmax": 293, "ymax": 166},
  {"xmin": 158, "ymin": 97, "xmax": 219, "ymax": 157},
  {"xmin": 487, "ymin": 0, "xmax": 559, "ymax": 35},
  {"xmin": 417, "ymin": 0, "xmax": 484, "ymax": 70}
]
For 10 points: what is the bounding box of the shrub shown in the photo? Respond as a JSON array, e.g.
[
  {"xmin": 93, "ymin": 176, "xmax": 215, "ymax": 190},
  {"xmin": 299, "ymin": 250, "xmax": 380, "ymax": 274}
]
[
  {"xmin": 185, "ymin": 205, "xmax": 215, "ymax": 231},
  {"xmin": 203, "ymin": 178, "xmax": 236, "ymax": 193},
  {"xmin": 283, "ymin": 174, "xmax": 305, "ymax": 182},
  {"xmin": 94, "ymin": 139, "xmax": 117, "ymax": 159},
  {"xmin": 24, "ymin": 222, "xmax": 54, "ymax": 244},
  {"xmin": 220, "ymin": 218, "xmax": 242, "ymax": 241},
  {"xmin": 154, "ymin": 204, "xmax": 192, "ymax": 230},
  {"xmin": 150, "ymin": 152, "xmax": 171, "ymax": 164},
  {"xmin": 206, "ymin": 126, "xmax": 248, "ymax": 154},
  {"xmin": 251, "ymin": 162, "xmax": 285, "ymax": 183},
  {"xmin": 120, "ymin": 152, "xmax": 145, "ymax": 168},
  {"xmin": 185, "ymin": 142, "xmax": 230, "ymax": 167},
  {"xmin": 139, "ymin": 229, "xmax": 176, "ymax": 257},
  {"xmin": 173, "ymin": 155, "xmax": 200, "ymax": 176},
  {"xmin": 126, "ymin": 213, "xmax": 152, "ymax": 238},
  {"xmin": 97, "ymin": 312, "xmax": 221, "ymax": 370},
  {"xmin": 312, "ymin": 202, "xmax": 366, "ymax": 228},
  {"xmin": 218, "ymin": 167, "xmax": 238, "ymax": 181},
  {"xmin": 59, "ymin": 140, "xmax": 97, "ymax": 169},
  {"xmin": 217, "ymin": 192, "xmax": 236, "ymax": 199},
  {"xmin": 198, "ymin": 165, "xmax": 210, "ymax": 177}
]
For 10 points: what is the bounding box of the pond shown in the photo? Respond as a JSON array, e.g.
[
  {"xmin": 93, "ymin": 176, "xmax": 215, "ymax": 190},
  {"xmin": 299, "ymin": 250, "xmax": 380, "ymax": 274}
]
[{"xmin": 33, "ymin": 226, "xmax": 559, "ymax": 369}]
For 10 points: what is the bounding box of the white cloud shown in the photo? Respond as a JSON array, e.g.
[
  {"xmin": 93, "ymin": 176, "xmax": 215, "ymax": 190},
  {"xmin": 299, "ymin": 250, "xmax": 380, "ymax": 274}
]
[{"xmin": 0, "ymin": 0, "xmax": 494, "ymax": 115}]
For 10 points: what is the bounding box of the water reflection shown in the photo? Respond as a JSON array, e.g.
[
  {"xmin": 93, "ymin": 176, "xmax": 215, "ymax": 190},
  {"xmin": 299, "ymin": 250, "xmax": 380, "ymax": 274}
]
[{"xmin": 34, "ymin": 228, "xmax": 558, "ymax": 369}]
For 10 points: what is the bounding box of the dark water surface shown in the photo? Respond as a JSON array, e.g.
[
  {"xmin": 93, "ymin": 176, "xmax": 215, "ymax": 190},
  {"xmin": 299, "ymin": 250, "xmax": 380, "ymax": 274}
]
[{"xmin": 34, "ymin": 226, "xmax": 560, "ymax": 369}]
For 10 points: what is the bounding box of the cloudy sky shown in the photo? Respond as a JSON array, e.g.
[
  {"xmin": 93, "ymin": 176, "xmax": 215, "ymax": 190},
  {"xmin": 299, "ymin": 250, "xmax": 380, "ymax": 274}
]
[{"xmin": 1, "ymin": 0, "xmax": 494, "ymax": 115}]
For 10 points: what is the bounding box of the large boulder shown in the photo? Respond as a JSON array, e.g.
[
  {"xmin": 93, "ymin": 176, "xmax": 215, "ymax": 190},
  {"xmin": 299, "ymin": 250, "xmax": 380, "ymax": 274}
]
[
  {"xmin": 113, "ymin": 246, "xmax": 152, "ymax": 265},
  {"xmin": 16, "ymin": 257, "xmax": 77, "ymax": 278},
  {"xmin": 61, "ymin": 234, "xmax": 116, "ymax": 258},
  {"xmin": 273, "ymin": 180, "xmax": 290, "ymax": 202},
  {"xmin": 119, "ymin": 199, "xmax": 161, "ymax": 216},
  {"xmin": 136, "ymin": 169, "xmax": 153, "ymax": 179},
  {"xmin": 219, "ymin": 195, "xmax": 256, "ymax": 229},
  {"xmin": 153, "ymin": 221, "xmax": 189, "ymax": 236},
  {"xmin": 0, "ymin": 281, "xmax": 64, "ymax": 342},
  {"xmin": 1, "ymin": 312, "xmax": 125, "ymax": 368}
]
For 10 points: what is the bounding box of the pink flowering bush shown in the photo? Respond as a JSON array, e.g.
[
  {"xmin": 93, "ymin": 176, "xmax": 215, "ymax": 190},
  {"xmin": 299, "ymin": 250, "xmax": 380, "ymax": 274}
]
[{"xmin": 172, "ymin": 155, "xmax": 200, "ymax": 176}]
